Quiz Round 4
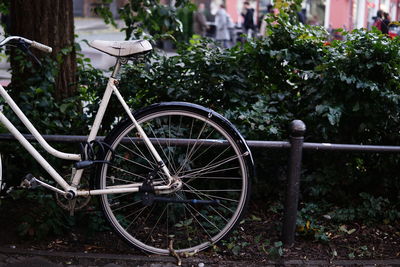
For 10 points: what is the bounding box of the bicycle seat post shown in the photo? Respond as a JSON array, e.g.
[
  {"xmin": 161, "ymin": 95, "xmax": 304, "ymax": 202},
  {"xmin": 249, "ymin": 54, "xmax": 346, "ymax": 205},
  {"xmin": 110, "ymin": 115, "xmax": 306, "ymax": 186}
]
[
  {"xmin": 69, "ymin": 59, "xmax": 123, "ymax": 190},
  {"xmin": 111, "ymin": 58, "xmax": 123, "ymax": 79}
]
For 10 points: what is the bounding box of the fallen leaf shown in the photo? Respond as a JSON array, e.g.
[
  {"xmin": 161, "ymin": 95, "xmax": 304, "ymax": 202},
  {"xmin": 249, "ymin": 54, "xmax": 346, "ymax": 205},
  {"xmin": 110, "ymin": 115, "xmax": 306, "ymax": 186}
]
[{"xmin": 347, "ymin": 228, "xmax": 356, "ymax": 235}]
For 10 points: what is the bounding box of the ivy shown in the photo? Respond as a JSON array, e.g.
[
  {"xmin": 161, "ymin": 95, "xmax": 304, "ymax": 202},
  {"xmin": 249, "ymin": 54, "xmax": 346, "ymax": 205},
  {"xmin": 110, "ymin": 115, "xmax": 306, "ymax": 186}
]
[
  {"xmin": 92, "ymin": 15, "xmax": 400, "ymax": 223},
  {"xmin": 94, "ymin": 0, "xmax": 194, "ymax": 41},
  {"xmin": 1, "ymin": 4, "xmax": 400, "ymax": 238}
]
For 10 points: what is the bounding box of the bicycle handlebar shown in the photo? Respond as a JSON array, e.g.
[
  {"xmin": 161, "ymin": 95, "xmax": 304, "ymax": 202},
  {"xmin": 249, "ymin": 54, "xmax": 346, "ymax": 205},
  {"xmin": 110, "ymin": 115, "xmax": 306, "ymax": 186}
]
[
  {"xmin": 0, "ymin": 36, "xmax": 52, "ymax": 53},
  {"xmin": 31, "ymin": 41, "xmax": 52, "ymax": 53}
]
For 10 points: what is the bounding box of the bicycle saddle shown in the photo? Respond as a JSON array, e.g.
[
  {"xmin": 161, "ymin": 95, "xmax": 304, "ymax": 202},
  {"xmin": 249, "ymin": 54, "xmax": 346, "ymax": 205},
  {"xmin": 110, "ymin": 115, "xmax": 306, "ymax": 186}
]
[{"xmin": 89, "ymin": 40, "xmax": 152, "ymax": 57}]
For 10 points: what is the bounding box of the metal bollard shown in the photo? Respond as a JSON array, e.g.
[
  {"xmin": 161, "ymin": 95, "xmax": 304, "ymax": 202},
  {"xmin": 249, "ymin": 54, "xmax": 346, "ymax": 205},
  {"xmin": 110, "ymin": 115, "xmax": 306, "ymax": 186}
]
[{"xmin": 282, "ymin": 120, "xmax": 306, "ymax": 247}]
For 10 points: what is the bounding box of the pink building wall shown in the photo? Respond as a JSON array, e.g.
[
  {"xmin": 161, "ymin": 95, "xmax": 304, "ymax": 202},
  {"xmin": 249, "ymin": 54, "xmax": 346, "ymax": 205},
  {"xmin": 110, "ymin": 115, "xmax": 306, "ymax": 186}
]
[
  {"xmin": 226, "ymin": 0, "xmax": 239, "ymax": 23},
  {"xmin": 329, "ymin": 0, "xmax": 353, "ymax": 29},
  {"xmin": 224, "ymin": 0, "xmax": 257, "ymax": 24},
  {"xmin": 391, "ymin": 0, "xmax": 399, "ymax": 20},
  {"xmin": 222, "ymin": 0, "xmax": 400, "ymax": 31}
]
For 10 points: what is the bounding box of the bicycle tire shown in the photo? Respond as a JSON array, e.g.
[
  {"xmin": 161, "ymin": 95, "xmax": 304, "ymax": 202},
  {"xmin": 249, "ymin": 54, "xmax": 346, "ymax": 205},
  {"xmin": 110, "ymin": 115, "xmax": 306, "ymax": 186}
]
[
  {"xmin": 0, "ymin": 153, "xmax": 3, "ymax": 193},
  {"xmin": 96, "ymin": 102, "xmax": 253, "ymax": 255}
]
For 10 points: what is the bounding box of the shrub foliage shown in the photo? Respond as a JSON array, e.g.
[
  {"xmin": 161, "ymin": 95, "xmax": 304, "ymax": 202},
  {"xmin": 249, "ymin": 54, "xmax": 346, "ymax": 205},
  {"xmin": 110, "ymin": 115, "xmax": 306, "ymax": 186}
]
[
  {"xmin": 111, "ymin": 16, "xmax": 400, "ymax": 222},
  {"xmin": 1, "ymin": 12, "xmax": 400, "ymax": 237}
]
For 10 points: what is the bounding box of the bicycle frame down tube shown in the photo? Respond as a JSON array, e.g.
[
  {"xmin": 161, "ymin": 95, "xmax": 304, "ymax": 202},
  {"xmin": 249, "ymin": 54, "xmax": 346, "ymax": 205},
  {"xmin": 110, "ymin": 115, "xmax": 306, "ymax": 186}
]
[
  {"xmin": 0, "ymin": 111, "xmax": 70, "ymax": 190},
  {"xmin": 0, "ymin": 84, "xmax": 80, "ymax": 161}
]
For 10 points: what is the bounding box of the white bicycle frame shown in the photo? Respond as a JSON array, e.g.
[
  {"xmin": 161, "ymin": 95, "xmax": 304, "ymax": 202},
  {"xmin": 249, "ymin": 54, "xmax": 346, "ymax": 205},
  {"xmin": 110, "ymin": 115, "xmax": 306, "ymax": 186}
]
[{"xmin": 0, "ymin": 40, "xmax": 174, "ymax": 198}]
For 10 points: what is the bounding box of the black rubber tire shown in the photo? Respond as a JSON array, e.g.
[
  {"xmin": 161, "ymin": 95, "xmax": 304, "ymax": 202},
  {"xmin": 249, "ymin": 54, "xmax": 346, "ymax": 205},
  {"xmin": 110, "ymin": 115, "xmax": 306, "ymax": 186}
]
[{"xmin": 97, "ymin": 102, "xmax": 254, "ymax": 255}]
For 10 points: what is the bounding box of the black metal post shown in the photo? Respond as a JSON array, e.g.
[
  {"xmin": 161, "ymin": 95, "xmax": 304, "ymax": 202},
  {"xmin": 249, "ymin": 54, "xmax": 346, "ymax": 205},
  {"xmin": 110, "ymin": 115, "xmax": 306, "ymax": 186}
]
[{"xmin": 282, "ymin": 120, "xmax": 306, "ymax": 247}]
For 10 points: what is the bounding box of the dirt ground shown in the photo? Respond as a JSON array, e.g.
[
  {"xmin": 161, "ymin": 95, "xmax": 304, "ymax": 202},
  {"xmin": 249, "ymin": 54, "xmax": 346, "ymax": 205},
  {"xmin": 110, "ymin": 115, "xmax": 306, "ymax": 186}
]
[{"xmin": 0, "ymin": 197, "xmax": 399, "ymax": 263}]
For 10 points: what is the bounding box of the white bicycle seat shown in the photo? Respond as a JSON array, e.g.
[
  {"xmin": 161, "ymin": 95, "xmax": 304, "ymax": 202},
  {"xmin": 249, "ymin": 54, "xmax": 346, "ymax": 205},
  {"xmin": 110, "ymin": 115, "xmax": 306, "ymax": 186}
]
[{"xmin": 89, "ymin": 40, "xmax": 152, "ymax": 57}]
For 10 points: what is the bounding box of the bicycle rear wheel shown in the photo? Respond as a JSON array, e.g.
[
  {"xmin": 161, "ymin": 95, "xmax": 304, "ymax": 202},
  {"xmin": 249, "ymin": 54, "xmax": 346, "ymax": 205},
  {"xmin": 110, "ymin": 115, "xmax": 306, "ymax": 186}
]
[
  {"xmin": 0, "ymin": 153, "xmax": 3, "ymax": 193},
  {"xmin": 97, "ymin": 102, "xmax": 253, "ymax": 255}
]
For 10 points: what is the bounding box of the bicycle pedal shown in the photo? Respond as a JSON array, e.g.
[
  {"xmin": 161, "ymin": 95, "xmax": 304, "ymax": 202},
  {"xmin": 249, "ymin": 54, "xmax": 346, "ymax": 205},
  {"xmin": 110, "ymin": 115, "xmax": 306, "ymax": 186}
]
[{"xmin": 20, "ymin": 174, "xmax": 40, "ymax": 189}]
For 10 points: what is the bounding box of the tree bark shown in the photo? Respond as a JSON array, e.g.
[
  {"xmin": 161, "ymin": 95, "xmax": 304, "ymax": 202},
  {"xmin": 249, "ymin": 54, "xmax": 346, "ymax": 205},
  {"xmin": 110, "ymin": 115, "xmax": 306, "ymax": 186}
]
[{"xmin": 10, "ymin": 0, "xmax": 76, "ymax": 100}]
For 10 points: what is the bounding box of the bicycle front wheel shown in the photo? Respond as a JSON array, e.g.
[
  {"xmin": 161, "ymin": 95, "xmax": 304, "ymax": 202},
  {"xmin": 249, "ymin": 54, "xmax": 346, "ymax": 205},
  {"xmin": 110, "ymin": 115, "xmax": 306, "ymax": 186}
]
[{"xmin": 97, "ymin": 102, "xmax": 253, "ymax": 255}]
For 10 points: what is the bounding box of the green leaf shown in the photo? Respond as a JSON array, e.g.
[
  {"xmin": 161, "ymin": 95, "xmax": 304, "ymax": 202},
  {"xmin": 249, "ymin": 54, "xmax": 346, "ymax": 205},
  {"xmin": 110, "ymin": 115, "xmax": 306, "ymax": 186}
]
[
  {"xmin": 352, "ymin": 102, "xmax": 360, "ymax": 112},
  {"xmin": 60, "ymin": 104, "xmax": 69, "ymax": 113},
  {"xmin": 231, "ymin": 245, "xmax": 241, "ymax": 255},
  {"xmin": 327, "ymin": 107, "xmax": 342, "ymax": 126},
  {"xmin": 251, "ymin": 215, "xmax": 262, "ymax": 222},
  {"xmin": 315, "ymin": 104, "xmax": 327, "ymax": 114}
]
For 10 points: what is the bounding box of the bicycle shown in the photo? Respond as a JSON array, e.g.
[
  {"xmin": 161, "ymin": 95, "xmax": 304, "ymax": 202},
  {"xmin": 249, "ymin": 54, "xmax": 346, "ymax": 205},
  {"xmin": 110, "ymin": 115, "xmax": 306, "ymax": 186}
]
[{"xmin": 0, "ymin": 36, "xmax": 254, "ymax": 255}]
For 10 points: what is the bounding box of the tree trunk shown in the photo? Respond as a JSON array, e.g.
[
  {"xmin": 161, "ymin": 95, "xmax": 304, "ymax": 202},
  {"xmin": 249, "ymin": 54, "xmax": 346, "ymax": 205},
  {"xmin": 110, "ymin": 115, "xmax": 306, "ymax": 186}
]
[{"xmin": 10, "ymin": 0, "xmax": 76, "ymax": 100}]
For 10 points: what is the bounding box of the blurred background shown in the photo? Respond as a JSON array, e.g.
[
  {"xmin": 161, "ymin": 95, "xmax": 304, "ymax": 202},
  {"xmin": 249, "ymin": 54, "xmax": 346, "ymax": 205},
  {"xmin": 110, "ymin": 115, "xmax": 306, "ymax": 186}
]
[{"xmin": 1, "ymin": 0, "xmax": 400, "ymax": 84}]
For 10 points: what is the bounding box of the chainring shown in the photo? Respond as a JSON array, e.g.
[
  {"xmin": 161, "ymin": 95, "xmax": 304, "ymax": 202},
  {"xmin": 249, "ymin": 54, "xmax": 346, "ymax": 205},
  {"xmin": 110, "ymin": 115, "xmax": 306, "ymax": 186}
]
[{"xmin": 54, "ymin": 173, "xmax": 91, "ymax": 211}]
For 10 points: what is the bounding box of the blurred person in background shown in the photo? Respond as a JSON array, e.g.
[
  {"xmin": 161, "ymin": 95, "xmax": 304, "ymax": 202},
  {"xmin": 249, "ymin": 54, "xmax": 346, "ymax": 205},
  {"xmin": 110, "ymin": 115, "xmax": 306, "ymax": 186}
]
[
  {"xmin": 372, "ymin": 10, "xmax": 384, "ymax": 31},
  {"xmin": 381, "ymin": 12, "xmax": 391, "ymax": 34},
  {"xmin": 297, "ymin": 8, "xmax": 306, "ymax": 24},
  {"xmin": 259, "ymin": 4, "xmax": 277, "ymax": 37},
  {"xmin": 193, "ymin": 3, "xmax": 209, "ymax": 37},
  {"xmin": 215, "ymin": 4, "xmax": 231, "ymax": 48},
  {"xmin": 241, "ymin": 1, "xmax": 255, "ymax": 38}
]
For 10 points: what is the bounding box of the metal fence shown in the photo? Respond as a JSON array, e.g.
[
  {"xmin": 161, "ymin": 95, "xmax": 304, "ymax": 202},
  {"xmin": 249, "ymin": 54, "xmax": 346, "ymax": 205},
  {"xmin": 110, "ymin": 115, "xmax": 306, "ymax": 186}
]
[{"xmin": 1, "ymin": 119, "xmax": 400, "ymax": 247}]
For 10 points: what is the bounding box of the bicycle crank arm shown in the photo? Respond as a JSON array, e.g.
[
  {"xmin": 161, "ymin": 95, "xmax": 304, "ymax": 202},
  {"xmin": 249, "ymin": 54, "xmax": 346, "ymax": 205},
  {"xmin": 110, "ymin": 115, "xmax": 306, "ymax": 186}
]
[{"xmin": 21, "ymin": 174, "xmax": 65, "ymax": 195}]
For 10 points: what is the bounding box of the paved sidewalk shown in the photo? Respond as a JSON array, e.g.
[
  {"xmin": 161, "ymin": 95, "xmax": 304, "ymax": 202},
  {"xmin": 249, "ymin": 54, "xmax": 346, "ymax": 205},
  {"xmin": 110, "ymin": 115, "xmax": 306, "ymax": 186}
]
[{"xmin": 0, "ymin": 246, "xmax": 400, "ymax": 267}]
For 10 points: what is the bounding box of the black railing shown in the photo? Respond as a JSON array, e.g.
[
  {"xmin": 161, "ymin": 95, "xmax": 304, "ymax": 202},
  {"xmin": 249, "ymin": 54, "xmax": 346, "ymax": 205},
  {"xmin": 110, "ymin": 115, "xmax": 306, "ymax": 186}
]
[{"xmin": 1, "ymin": 120, "xmax": 400, "ymax": 247}]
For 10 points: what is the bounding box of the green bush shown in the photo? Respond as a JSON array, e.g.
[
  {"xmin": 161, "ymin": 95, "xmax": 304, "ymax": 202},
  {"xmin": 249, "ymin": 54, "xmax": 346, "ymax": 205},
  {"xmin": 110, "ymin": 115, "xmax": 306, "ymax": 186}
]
[
  {"xmin": 91, "ymin": 16, "xmax": 400, "ymax": 223},
  {"xmin": 1, "ymin": 11, "xmax": 400, "ymax": 239},
  {"xmin": 95, "ymin": 0, "xmax": 193, "ymax": 42}
]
